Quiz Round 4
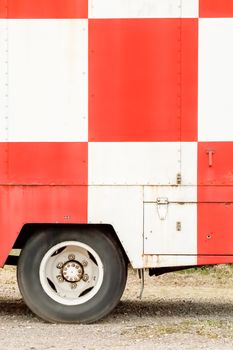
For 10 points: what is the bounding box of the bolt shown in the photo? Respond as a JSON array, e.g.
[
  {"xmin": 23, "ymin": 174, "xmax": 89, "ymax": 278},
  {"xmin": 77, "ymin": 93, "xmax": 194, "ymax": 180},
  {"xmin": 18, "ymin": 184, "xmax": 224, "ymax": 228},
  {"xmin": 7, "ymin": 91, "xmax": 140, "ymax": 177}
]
[
  {"xmin": 71, "ymin": 283, "xmax": 77, "ymax": 289},
  {"xmin": 82, "ymin": 274, "xmax": 89, "ymax": 282},
  {"xmin": 56, "ymin": 275, "xmax": 64, "ymax": 283},
  {"xmin": 56, "ymin": 262, "xmax": 63, "ymax": 269},
  {"xmin": 82, "ymin": 260, "xmax": 88, "ymax": 267},
  {"xmin": 68, "ymin": 254, "xmax": 75, "ymax": 261}
]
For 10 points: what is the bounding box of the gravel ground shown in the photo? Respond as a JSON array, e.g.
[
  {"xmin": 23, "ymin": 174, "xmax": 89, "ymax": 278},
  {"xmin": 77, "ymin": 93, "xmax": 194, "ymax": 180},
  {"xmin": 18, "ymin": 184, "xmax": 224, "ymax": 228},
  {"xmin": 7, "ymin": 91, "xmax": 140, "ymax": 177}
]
[{"xmin": 1, "ymin": 265, "xmax": 233, "ymax": 349}]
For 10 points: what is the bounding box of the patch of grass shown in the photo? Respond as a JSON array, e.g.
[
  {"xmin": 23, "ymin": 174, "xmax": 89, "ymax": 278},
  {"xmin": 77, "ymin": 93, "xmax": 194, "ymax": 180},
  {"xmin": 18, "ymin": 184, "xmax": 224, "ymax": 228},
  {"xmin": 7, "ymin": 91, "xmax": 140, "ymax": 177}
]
[{"xmin": 120, "ymin": 320, "xmax": 233, "ymax": 340}]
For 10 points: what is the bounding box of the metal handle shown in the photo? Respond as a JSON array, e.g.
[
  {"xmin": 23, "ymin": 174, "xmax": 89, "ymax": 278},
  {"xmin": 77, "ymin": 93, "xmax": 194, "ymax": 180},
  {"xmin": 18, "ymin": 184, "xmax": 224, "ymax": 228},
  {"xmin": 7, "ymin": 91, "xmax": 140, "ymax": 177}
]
[{"xmin": 206, "ymin": 149, "xmax": 215, "ymax": 167}]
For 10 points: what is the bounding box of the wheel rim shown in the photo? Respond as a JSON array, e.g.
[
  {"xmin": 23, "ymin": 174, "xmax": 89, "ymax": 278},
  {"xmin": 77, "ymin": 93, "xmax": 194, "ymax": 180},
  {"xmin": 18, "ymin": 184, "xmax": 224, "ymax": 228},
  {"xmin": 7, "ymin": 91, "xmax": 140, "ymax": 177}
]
[{"xmin": 39, "ymin": 241, "xmax": 104, "ymax": 306}]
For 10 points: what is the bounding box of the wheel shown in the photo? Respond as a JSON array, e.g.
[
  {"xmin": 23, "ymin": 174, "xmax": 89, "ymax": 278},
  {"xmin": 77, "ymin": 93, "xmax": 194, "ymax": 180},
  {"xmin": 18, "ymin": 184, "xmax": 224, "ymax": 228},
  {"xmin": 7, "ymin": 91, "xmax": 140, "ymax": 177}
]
[{"xmin": 17, "ymin": 228, "xmax": 127, "ymax": 323}]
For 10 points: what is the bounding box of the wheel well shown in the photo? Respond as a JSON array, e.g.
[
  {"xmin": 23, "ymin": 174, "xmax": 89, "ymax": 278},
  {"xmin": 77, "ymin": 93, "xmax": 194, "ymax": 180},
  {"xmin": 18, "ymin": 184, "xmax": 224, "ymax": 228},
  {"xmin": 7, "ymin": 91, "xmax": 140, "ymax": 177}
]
[{"xmin": 9, "ymin": 224, "xmax": 129, "ymax": 265}]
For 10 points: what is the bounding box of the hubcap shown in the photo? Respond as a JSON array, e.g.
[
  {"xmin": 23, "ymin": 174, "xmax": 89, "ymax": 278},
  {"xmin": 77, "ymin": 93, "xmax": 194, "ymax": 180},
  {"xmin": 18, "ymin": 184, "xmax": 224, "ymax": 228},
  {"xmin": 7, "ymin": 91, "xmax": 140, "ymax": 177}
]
[
  {"xmin": 39, "ymin": 241, "xmax": 104, "ymax": 306},
  {"xmin": 62, "ymin": 261, "xmax": 83, "ymax": 282}
]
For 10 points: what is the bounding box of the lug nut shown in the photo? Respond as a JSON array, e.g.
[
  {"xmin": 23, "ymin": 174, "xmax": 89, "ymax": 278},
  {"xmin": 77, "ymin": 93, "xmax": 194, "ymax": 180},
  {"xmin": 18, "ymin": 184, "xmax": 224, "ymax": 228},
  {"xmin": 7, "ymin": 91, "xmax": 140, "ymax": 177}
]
[
  {"xmin": 56, "ymin": 275, "xmax": 64, "ymax": 283},
  {"xmin": 68, "ymin": 254, "xmax": 75, "ymax": 261},
  {"xmin": 82, "ymin": 260, "xmax": 88, "ymax": 267},
  {"xmin": 71, "ymin": 283, "xmax": 77, "ymax": 289},
  {"xmin": 56, "ymin": 262, "xmax": 63, "ymax": 269},
  {"xmin": 82, "ymin": 274, "xmax": 89, "ymax": 282}
]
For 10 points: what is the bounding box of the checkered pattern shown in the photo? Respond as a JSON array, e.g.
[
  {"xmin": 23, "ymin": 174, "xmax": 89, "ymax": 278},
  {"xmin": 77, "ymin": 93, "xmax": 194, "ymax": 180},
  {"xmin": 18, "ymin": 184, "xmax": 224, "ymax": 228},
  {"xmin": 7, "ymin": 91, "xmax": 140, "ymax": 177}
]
[{"xmin": 1, "ymin": 0, "xmax": 233, "ymax": 267}]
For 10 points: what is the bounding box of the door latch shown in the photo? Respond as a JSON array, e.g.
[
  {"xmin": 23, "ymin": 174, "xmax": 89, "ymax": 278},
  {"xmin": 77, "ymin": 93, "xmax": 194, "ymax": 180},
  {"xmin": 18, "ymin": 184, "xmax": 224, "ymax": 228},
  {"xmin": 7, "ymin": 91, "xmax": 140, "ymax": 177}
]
[{"xmin": 156, "ymin": 197, "xmax": 169, "ymax": 221}]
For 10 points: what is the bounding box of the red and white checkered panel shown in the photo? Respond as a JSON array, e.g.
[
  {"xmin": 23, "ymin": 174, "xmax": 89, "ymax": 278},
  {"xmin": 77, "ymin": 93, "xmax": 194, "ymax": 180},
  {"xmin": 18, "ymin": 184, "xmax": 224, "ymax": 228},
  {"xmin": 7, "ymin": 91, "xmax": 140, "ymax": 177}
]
[{"xmin": 1, "ymin": 0, "xmax": 233, "ymax": 267}]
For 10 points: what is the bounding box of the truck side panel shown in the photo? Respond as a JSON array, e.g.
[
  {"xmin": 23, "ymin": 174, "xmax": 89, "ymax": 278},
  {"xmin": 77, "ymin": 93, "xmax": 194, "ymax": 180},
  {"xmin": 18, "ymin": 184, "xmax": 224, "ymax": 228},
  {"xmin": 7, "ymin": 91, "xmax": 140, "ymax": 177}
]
[{"xmin": 1, "ymin": 1, "xmax": 233, "ymax": 268}]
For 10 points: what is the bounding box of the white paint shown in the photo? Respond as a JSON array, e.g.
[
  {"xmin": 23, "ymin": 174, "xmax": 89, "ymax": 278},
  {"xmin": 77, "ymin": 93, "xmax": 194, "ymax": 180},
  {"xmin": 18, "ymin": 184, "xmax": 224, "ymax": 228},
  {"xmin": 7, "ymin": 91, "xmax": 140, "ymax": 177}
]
[
  {"xmin": 144, "ymin": 202, "xmax": 197, "ymax": 256},
  {"xmin": 199, "ymin": 19, "xmax": 233, "ymax": 142},
  {"xmin": 39, "ymin": 241, "xmax": 104, "ymax": 305},
  {"xmin": 181, "ymin": 0, "xmax": 199, "ymax": 18},
  {"xmin": 181, "ymin": 142, "xmax": 197, "ymax": 185},
  {"xmin": 0, "ymin": 20, "xmax": 8, "ymax": 141},
  {"xmin": 5, "ymin": 19, "xmax": 88, "ymax": 142},
  {"xmin": 88, "ymin": 142, "xmax": 180, "ymax": 186},
  {"xmin": 143, "ymin": 254, "xmax": 197, "ymax": 268},
  {"xmin": 88, "ymin": 186, "xmax": 144, "ymax": 268},
  {"xmin": 89, "ymin": 0, "xmax": 198, "ymax": 18},
  {"xmin": 144, "ymin": 186, "xmax": 197, "ymax": 203}
]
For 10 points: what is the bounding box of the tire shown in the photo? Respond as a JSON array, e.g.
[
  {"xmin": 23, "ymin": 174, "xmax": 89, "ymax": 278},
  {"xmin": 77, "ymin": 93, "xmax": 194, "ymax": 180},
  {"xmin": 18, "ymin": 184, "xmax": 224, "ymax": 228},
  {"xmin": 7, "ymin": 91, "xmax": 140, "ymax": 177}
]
[{"xmin": 17, "ymin": 228, "xmax": 127, "ymax": 323}]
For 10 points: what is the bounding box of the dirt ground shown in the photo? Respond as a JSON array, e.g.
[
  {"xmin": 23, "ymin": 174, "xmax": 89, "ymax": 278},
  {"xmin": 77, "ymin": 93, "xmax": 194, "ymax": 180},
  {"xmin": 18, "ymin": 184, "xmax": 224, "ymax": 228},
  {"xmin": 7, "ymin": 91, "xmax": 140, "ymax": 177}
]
[{"xmin": 1, "ymin": 265, "xmax": 233, "ymax": 350}]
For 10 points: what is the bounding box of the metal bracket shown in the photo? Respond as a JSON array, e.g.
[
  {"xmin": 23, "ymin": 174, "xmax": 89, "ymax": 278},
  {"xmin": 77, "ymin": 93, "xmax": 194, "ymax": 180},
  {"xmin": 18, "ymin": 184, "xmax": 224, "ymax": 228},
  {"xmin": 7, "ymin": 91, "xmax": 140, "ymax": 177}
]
[
  {"xmin": 176, "ymin": 173, "xmax": 182, "ymax": 185},
  {"xmin": 137, "ymin": 269, "xmax": 145, "ymax": 300}
]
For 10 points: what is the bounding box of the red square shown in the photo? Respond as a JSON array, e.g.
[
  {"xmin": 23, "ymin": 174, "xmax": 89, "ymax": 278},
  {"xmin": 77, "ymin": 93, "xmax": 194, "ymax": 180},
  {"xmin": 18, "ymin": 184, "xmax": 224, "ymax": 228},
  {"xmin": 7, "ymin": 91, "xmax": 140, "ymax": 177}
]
[
  {"xmin": 0, "ymin": 0, "xmax": 88, "ymax": 18},
  {"xmin": 198, "ymin": 142, "xmax": 233, "ymax": 188},
  {"xmin": 198, "ymin": 141, "xmax": 233, "ymax": 264},
  {"xmin": 89, "ymin": 19, "xmax": 198, "ymax": 142},
  {"xmin": 0, "ymin": 185, "xmax": 88, "ymax": 266},
  {"xmin": 200, "ymin": 0, "xmax": 233, "ymax": 18},
  {"xmin": 198, "ymin": 203, "xmax": 233, "ymax": 264},
  {"xmin": 0, "ymin": 142, "xmax": 88, "ymax": 185}
]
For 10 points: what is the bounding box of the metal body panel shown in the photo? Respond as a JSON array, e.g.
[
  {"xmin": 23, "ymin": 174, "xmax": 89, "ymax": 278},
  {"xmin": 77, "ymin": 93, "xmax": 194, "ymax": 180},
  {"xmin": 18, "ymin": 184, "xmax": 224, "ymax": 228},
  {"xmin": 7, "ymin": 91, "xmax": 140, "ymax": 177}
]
[
  {"xmin": 89, "ymin": 142, "xmax": 180, "ymax": 186},
  {"xmin": 89, "ymin": 18, "xmax": 198, "ymax": 142},
  {"xmin": 198, "ymin": 19, "xmax": 233, "ymax": 142},
  {"xmin": 200, "ymin": 0, "xmax": 233, "ymax": 18},
  {"xmin": 143, "ymin": 254, "xmax": 197, "ymax": 268},
  {"xmin": 88, "ymin": 186, "xmax": 144, "ymax": 267},
  {"xmin": 0, "ymin": 185, "xmax": 88, "ymax": 266},
  {"xmin": 89, "ymin": 0, "xmax": 199, "ymax": 19},
  {"xmin": 0, "ymin": 20, "xmax": 8, "ymax": 142},
  {"xmin": 180, "ymin": 142, "xmax": 197, "ymax": 185},
  {"xmin": 144, "ymin": 186, "xmax": 197, "ymax": 203},
  {"xmin": 198, "ymin": 142, "xmax": 233, "ymax": 186},
  {"xmin": 0, "ymin": 0, "xmax": 88, "ymax": 19},
  {"xmin": 6, "ymin": 19, "xmax": 88, "ymax": 142},
  {"xmin": 198, "ymin": 203, "xmax": 233, "ymax": 256},
  {"xmin": 0, "ymin": 142, "xmax": 88, "ymax": 185},
  {"xmin": 1, "ymin": 1, "xmax": 233, "ymax": 269},
  {"xmin": 144, "ymin": 202, "xmax": 197, "ymax": 255}
]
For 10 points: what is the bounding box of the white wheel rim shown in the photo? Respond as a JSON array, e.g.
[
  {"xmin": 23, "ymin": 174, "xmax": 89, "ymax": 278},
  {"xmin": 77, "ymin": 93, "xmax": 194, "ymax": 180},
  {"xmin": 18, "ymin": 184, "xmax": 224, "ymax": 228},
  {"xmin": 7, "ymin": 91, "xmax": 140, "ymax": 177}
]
[{"xmin": 39, "ymin": 241, "xmax": 104, "ymax": 306}]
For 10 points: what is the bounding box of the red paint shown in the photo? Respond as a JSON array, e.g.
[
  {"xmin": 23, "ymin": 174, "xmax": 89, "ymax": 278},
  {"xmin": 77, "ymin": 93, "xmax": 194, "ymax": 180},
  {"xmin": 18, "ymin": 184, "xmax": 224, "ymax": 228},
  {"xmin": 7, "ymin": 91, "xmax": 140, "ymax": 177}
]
[
  {"xmin": 197, "ymin": 255, "xmax": 233, "ymax": 265},
  {"xmin": 180, "ymin": 19, "xmax": 198, "ymax": 142},
  {"xmin": 89, "ymin": 19, "xmax": 198, "ymax": 142},
  {"xmin": 0, "ymin": 185, "xmax": 87, "ymax": 266},
  {"xmin": 0, "ymin": 0, "xmax": 88, "ymax": 18},
  {"xmin": 200, "ymin": 0, "xmax": 233, "ymax": 18},
  {"xmin": 198, "ymin": 186, "xmax": 233, "ymax": 203},
  {"xmin": 198, "ymin": 142, "xmax": 233, "ymax": 186},
  {"xmin": 198, "ymin": 142, "xmax": 233, "ymax": 263},
  {"xmin": 198, "ymin": 203, "xmax": 233, "ymax": 264},
  {"xmin": 0, "ymin": 143, "xmax": 88, "ymax": 185}
]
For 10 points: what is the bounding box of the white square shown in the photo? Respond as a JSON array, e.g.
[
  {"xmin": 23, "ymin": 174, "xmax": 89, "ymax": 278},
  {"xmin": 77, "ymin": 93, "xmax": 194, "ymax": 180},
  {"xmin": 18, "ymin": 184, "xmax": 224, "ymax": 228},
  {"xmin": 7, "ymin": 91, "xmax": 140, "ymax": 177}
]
[
  {"xmin": 88, "ymin": 142, "xmax": 181, "ymax": 186},
  {"xmin": 6, "ymin": 19, "xmax": 88, "ymax": 142},
  {"xmin": 89, "ymin": 0, "xmax": 198, "ymax": 19},
  {"xmin": 199, "ymin": 19, "xmax": 233, "ymax": 141},
  {"xmin": 0, "ymin": 20, "xmax": 8, "ymax": 141},
  {"xmin": 88, "ymin": 186, "xmax": 144, "ymax": 267}
]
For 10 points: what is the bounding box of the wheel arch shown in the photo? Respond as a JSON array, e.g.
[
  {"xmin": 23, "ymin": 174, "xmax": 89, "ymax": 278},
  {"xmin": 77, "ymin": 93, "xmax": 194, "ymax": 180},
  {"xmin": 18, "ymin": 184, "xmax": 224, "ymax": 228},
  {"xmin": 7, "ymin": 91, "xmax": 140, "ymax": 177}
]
[{"xmin": 8, "ymin": 223, "xmax": 129, "ymax": 266}]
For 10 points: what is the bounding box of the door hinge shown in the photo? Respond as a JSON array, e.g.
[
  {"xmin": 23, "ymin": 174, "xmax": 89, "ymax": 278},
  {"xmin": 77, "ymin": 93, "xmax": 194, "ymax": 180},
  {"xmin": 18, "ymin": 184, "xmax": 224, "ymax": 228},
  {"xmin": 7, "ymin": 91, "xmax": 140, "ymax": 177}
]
[
  {"xmin": 156, "ymin": 197, "xmax": 169, "ymax": 221},
  {"xmin": 176, "ymin": 173, "xmax": 182, "ymax": 185}
]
